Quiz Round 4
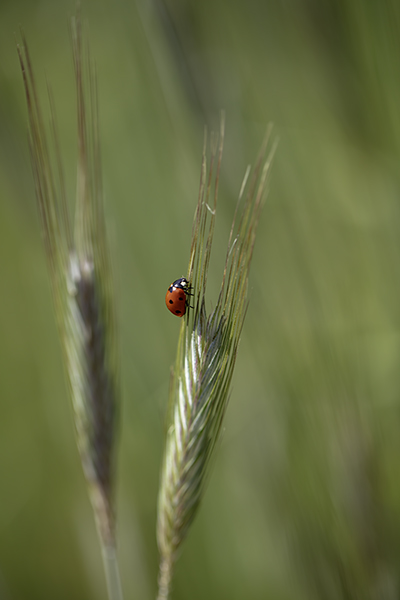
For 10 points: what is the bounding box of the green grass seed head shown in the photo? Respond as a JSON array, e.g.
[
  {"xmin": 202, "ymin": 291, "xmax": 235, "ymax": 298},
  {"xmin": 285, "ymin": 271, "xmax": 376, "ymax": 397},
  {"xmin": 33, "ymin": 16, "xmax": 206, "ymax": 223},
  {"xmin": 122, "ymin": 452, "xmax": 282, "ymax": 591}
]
[
  {"xmin": 18, "ymin": 15, "xmax": 118, "ymax": 552},
  {"xmin": 157, "ymin": 117, "xmax": 277, "ymax": 599}
]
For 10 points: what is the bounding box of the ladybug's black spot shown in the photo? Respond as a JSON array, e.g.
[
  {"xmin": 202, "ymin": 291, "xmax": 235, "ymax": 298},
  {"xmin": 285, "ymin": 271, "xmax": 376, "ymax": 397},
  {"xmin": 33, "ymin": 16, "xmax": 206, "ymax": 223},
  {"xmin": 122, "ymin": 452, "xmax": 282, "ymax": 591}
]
[
  {"xmin": 179, "ymin": 296, "xmax": 184, "ymax": 301},
  {"xmin": 175, "ymin": 310, "xmax": 182, "ymax": 314},
  {"xmin": 169, "ymin": 299, "xmax": 173, "ymax": 304}
]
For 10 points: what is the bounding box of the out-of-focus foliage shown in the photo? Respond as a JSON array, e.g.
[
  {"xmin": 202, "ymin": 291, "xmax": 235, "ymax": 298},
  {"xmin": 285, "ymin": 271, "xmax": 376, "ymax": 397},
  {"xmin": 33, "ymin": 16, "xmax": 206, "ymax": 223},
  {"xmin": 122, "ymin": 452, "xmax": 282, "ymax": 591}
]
[{"xmin": 2, "ymin": 1, "xmax": 400, "ymax": 599}]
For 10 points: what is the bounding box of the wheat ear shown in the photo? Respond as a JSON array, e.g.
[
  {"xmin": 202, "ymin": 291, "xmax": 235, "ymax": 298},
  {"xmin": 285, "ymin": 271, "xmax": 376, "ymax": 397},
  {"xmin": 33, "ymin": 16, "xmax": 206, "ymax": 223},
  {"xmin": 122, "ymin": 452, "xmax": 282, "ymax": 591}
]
[
  {"xmin": 17, "ymin": 14, "xmax": 122, "ymax": 600},
  {"xmin": 156, "ymin": 117, "xmax": 277, "ymax": 599}
]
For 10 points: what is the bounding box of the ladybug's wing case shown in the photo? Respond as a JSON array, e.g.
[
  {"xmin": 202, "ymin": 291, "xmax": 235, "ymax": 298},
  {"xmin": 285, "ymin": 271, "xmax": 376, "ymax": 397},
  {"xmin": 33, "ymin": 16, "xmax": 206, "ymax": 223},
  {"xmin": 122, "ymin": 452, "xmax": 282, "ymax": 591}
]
[{"xmin": 165, "ymin": 287, "xmax": 186, "ymax": 317}]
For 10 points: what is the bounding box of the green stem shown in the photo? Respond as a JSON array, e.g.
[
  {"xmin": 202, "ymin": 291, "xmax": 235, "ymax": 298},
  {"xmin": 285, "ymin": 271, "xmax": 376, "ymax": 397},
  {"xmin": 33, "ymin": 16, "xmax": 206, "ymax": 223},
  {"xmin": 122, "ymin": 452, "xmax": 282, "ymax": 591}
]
[
  {"xmin": 156, "ymin": 555, "xmax": 173, "ymax": 600},
  {"xmin": 101, "ymin": 543, "xmax": 124, "ymax": 600}
]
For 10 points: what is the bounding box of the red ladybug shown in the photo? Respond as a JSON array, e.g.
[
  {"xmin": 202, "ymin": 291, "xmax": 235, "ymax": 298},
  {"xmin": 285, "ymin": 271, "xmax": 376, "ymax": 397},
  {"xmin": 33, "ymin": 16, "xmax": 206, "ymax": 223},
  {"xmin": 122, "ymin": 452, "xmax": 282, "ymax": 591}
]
[{"xmin": 165, "ymin": 277, "xmax": 191, "ymax": 317}]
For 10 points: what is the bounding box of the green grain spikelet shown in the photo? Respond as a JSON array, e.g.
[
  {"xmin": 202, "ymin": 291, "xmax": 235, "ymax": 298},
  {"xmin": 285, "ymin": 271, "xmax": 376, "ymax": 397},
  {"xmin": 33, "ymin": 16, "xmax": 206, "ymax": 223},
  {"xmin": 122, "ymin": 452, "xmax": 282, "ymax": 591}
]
[
  {"xmin": 157, "ymin": 119, "xmax": 277, "ymax": 599},
  {"xmin": 17, "ymin": 15, "xmax": 121, "ymax": 599}
]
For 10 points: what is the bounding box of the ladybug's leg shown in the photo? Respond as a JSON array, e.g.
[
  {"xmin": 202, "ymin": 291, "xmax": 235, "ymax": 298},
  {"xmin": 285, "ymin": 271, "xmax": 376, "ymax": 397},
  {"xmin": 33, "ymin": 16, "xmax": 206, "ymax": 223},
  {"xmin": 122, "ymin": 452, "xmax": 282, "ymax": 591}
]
[{"xmin": 184, "ymin": 294, "xmax": 194, "ymax": 311}]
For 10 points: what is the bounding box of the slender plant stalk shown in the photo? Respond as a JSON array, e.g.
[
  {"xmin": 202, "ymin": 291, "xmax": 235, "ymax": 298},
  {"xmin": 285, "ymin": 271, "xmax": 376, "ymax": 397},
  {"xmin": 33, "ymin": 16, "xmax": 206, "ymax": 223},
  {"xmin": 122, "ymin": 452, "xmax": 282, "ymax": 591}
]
[
  {"xmin": 102, "ymin": 544, "xmax": 125, "ymax": 600},
  {"xmin": 17, "ymin": 13, "xmax": 123, "ymax": 600},
  {"xmin": 156, "ymin": 117, "xmax": 277, "ymax": 599}
]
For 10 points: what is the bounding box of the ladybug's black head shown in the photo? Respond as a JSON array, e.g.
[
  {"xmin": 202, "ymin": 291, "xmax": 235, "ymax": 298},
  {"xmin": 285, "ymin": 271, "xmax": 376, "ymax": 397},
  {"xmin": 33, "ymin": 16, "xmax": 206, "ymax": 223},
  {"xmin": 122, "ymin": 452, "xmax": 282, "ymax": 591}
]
[{"xmin": 172, "ymin": 277, "xmax": 189, "ymax": 290}]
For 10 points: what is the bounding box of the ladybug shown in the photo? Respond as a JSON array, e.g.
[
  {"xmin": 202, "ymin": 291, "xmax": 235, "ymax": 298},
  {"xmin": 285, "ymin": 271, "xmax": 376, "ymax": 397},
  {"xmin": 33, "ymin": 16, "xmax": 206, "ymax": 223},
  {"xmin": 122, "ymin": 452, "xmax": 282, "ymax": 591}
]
[{"xmin": 165, "ymin": 277, "xmax": 191, "ymax": 317}]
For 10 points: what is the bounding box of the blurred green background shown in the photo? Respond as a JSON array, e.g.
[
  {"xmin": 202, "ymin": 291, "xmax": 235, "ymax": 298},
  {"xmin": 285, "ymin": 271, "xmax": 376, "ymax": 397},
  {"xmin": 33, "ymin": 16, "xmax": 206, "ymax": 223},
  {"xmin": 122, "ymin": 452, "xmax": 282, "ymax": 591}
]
[{"xmin": 2, "ymin": 0, "xmax": 400, "ymax": 598}]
